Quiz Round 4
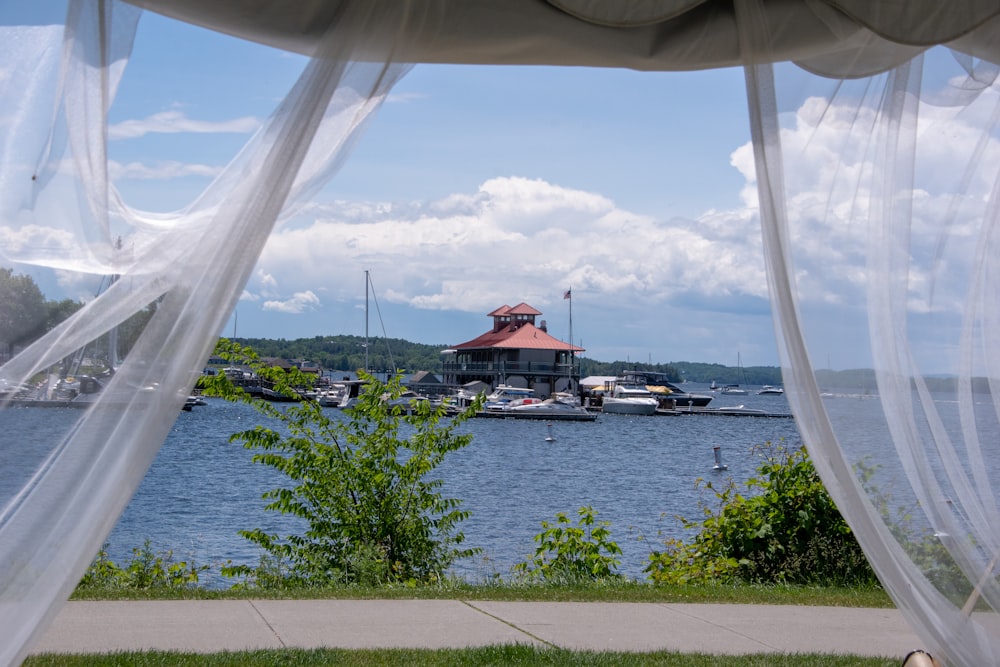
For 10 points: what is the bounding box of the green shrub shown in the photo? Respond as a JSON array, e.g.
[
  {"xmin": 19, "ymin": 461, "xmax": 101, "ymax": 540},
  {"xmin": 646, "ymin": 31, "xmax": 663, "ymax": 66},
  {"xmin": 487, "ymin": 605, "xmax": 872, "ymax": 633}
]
[
  {"xmin": 646, "ymin": 444, "xmax": 879, "ymax": 587},
  {"xmin": 201, "ymin": 340, "xmax": 482, "ymax": 588},
  {"xmin": 77, "ymin": 541, "xmax": 206, "ymax": 590},
  {"xmin": 514, "ymin": 506, "xmax": 623, "ymax": 584},
  {"xmin": 858, "ymin": 458, "xmax": 970, "ymax": 604}
]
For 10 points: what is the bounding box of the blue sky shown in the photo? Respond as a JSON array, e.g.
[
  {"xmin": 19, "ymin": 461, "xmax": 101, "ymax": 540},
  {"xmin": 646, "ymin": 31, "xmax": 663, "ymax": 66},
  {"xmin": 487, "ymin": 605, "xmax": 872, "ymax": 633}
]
[
  {"xmin": 94, "ymin": 10, "xmax": 788, "ymax": 369},
  {"xmin": 27, "ymin": 6, "xmax": 990, "ymax": 373}
]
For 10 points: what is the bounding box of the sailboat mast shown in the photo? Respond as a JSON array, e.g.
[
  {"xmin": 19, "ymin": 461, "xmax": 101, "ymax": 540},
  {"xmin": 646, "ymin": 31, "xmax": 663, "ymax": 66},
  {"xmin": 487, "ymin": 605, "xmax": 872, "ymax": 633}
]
[
  {"xmin": 108, "ymin": 272, "xmax": 119, "ymax": 370},
  {"xmin": 108, "ymin": 237, "xmax": 122, "ymax": 370},
  {"xmin": 364, "ymin": 269, "xmax": 369, "ymax": 373}
]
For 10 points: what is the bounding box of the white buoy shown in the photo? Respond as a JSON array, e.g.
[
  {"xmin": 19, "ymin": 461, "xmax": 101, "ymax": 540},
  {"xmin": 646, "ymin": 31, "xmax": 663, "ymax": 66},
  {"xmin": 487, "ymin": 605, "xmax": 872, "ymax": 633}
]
[
  {"xmin": 712, "ymin": 445, "xmax": 728, "ymax": 471},
  {"xmin": 544, "ymin": 423, "xmax": 556, "ymax": 442}
]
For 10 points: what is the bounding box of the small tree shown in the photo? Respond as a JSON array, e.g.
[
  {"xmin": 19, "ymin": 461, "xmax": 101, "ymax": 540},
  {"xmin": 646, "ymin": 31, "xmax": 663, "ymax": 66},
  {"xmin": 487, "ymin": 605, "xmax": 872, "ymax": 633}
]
[
  {"xmin": 513, "ymin": 506, "xmax": 623, "ymax": 584},
  {"xmin": 201, "ymin": 339, "xmax": 482, "ymax": 587},
  {"xmin": 0, "ymin": 267, "xmax": 47, "ymax": 349}
]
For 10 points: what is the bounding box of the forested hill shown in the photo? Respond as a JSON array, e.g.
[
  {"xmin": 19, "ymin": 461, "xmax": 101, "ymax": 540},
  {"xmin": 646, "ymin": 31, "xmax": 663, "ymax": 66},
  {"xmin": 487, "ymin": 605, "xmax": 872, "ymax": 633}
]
[{"xmin": 227, "ymin": 335, "xmax": 786, "ymax": 386}]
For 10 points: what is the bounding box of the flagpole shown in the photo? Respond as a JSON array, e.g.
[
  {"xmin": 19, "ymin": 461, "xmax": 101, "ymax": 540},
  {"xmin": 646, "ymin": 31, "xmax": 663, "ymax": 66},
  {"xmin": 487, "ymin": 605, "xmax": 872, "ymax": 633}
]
[{"xmin": 567, "ymin": 287, "xmax": 573, "ymax": 348}]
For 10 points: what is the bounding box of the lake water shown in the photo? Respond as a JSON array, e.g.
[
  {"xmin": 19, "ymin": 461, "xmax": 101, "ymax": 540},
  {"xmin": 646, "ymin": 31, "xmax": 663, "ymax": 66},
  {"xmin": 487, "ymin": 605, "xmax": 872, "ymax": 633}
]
[
  {"xmin": 8, "ymin": 385, "xmax": 996, "ymax": 588},
  {"xmin": 98, "ymin": 387, "xmax": 802, "ymax": 585},
  {"xmin": 0, "ymin": 388, "xmax": 806, "ymax": 586}
]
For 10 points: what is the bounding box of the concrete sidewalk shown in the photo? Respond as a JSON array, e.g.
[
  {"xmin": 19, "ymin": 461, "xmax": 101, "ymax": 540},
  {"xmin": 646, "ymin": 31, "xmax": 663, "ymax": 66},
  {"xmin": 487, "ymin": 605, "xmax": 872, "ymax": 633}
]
[{"xmin": 31, "ymin": 600, "xmax": 927, "ymax": 658}]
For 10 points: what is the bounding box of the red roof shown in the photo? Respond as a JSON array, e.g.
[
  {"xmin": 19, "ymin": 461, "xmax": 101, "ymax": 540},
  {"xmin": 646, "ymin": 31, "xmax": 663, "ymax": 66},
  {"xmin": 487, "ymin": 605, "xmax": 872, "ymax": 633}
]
[
  {"xmin": 454, "ymin": 322, "xmax": 584, "ymax": 352},
  {"xmin": 506, "ymin": 302, "xmax": 542, "ymax": 316},
  {"xmin": 487, "ymin": 304, "xmax": 511, "ymax": 317}
]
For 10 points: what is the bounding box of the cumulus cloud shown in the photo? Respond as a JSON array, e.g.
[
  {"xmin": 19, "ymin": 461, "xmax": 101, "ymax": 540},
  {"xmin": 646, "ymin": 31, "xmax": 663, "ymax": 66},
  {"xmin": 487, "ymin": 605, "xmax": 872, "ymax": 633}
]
[
  {"xmin": 251, "ymin": 175, "xmax": 767, "ymax": 320},
  {"xmin": 241, "ymin": 81, "xmax": 997, "ymax": 372},
  {"xmin": 262, "ymin": 290, "xmax": 320, "ymax": 314},
  {"xmin": 0, "ymin": 223, "xmax": 77, "ymax": 258},
  {"xmin": 109, "ymin": 111, "xmax": 260, "ymax": 140}
]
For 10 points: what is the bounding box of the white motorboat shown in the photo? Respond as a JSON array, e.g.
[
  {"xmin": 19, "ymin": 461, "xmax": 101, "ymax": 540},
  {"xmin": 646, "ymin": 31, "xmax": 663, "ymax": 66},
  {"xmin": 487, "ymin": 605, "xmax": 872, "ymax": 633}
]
[
  {"xmin": 601, "ymin": 383, "xmax": 659, "ymax": 415},
  {"xmin": 483, "ymin": 385, "xmax": 536, "ymax": 411},
  {"xmin": 318, "ymin": 383, "xmax": 350, "ymax": 407},
  {"xmin": 382, "ymin": 389, "xmax": 430, "ymax": 413},
  {"xmin": 508, "ymin": 397, "xmax": 595, "ymax": 418},
  {"xmin": 757, "ymin": 385, "xmax": 785, "ymax": 395},
  {"xmin": 487, "ymin": 397, "xmax": 596, "ymax": 421}
]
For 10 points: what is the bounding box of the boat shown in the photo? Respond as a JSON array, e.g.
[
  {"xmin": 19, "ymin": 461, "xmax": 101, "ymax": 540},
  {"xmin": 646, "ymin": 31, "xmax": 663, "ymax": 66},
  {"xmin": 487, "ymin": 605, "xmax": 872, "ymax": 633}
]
[
  {"xmin": 690, "ymin": 405, "xmax": 794, "ymax": 418},
  {"xmin": 721, "ymin": 353, "xmax": 750, "ymax": 394},
  {"xmin": 617, "ymin": 370, "xmax": 713, "ymax": 408},
  {"xmin": 318, "ymin": 383, "xmax": 351, "ymax": 407},
  {"xmin": 600, "ymin": 383, "xmax": 659, "ymax": 415},
  {"xmin": 383, "ymin": 389, "xmax": 430, "ymax": 413},
  {"xmin": 181, "ymin": 395, "xmax": 207, "ymax": 411},
  {"xmin": 757, "ymin": 385, "xmax": 784, "ymax": 395},
  {"xmin": 480, "ymin": 397, "xmax": 596, "ymax": 421},
  {"xmin": 483, "ymin": 385, "xmax": 536, "ymax": 411},
  {"xmin": 474, "ymin": 384, "xmax": 596, "ymax": 420}
]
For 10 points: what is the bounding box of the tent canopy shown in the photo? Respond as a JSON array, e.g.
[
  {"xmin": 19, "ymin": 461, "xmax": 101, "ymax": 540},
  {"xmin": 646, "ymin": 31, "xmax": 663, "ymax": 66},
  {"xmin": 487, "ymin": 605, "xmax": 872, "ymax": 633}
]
[
  {"xmin": 5, "ymin": 3, "xmax": 1000, "ymax": 666},
  {"xmin": 127, "ymin": 0, "xmax": 1000, "ymax": 74}
]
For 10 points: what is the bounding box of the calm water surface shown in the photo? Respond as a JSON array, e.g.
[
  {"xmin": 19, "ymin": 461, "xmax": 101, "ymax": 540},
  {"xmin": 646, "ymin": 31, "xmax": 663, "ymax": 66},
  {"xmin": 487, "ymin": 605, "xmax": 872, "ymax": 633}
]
[
  {"xmin": 8, "ymin": 386, "xmax": 994, "ymax": 586},
  {"xmin": 2, "ymin": 389, "xmax": 805, "ymax": 585},
  {"xmin": 105, "ymin": 389, "xmax": 801, "ymax": 584}
]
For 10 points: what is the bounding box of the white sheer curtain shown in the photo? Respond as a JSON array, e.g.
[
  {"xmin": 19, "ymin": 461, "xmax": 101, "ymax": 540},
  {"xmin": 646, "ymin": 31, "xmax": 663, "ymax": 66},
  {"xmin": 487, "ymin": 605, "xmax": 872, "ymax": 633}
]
[
  {"xmin": 739, "ymin": 3, "xmax": 1000, "ymax": 665},
  {"xmin": 0, "ymin": 2, "xmax": 418, "ymax": 664},
  {"xmin": 5, "ymin": 1, "xmax": 1000, "ymax": 666}
]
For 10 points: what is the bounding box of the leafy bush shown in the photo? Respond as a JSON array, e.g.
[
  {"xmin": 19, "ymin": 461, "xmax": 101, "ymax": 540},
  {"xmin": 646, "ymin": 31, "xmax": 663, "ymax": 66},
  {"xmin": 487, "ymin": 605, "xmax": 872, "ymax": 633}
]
[
  {"xmin": 77, "ymin": 541, "xmax": 206, "ymax": 590},
  {"xmin": 858, "ymin": 459, "xmax": 970, "ymax": 604},
  {"xmin": 201, "ymin": 340, "xmax": 482, "ymax": 588},
  {"xmin": 645, "ymin": 444, "xmax": 879, "ymax": 587},
  {"xmin": 514, "ymin": 506, "xmax": 623, "ymax": 583}
]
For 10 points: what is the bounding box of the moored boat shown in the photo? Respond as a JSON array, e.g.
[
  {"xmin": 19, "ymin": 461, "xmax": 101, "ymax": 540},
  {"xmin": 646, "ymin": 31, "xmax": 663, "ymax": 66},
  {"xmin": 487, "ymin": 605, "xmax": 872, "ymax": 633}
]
[
  {"xmin": 617, "ymin": 370, "xmax": 713, "ymax": 408},
  {"xmin": 600, "ymin": 383, "xmax": 659, "ymax": 415},
  {"xmin": 477, "ymin": 397, "xmax": 596, "ymax": 421}
]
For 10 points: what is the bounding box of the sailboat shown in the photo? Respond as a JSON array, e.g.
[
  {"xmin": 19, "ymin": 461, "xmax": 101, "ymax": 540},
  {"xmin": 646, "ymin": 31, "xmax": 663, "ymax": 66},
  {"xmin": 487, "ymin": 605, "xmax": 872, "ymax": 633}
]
[{"xmin": 720, "ymin": 352, "xmax": 749, "ymax": 395}]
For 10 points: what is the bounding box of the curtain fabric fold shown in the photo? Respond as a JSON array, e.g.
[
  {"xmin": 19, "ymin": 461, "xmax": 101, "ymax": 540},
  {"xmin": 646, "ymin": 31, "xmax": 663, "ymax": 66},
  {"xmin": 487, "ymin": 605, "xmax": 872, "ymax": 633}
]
[
  {"xmin": 4, "ymin": 2, "xmax": 1000, "ymax": 666},
  {"xmin": 0, "ymin": 2, "xmax": 415, "ymax": 664}
]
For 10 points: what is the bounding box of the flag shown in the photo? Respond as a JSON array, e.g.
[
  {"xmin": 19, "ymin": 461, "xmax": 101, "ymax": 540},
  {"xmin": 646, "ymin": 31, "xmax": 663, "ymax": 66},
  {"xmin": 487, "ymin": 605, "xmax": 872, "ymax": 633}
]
[{"xmin": 563, "ymin": 289, "xmax": 571, "ymax": 299}]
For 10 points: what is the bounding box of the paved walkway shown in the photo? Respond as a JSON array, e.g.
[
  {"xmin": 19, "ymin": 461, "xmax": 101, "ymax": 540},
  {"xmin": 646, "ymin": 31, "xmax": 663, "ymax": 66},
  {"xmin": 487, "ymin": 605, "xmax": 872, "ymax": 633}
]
[{"xmin": 31, "ymin": 600, "xmax": 928, "ymax": 658}]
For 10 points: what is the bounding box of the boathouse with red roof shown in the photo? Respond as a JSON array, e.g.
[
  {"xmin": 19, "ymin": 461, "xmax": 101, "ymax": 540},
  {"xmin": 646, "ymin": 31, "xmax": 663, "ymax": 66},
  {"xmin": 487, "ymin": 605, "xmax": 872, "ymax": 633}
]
[{"xmin": 441, "ymin": 303, "xmax": 584, "ymax": 397}]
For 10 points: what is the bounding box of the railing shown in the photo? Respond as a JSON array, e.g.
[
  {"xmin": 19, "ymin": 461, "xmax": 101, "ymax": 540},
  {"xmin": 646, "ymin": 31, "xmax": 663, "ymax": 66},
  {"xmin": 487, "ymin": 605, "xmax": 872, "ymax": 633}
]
[{"xmin": 441, "ymin": 361, "xmax": 578, "ymax": 375}]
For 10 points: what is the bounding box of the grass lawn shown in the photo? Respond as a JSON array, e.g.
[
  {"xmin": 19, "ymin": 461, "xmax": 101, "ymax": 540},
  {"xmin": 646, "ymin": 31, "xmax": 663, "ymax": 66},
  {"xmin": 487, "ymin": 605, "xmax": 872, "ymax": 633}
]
[
  {"xmin": 70, "ymin": 580, "xmax": 892, "ymax": 608},
  {"xmin": 25, "ymin": 646, "xmax": 901, "ymax": 667}
]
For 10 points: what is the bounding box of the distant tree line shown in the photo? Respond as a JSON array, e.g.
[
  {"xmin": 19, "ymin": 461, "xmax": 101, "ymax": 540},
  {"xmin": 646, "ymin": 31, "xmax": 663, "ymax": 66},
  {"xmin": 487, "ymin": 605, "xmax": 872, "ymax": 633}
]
[
  {"xmin": 232, "ymin": 335, "xmax": 447, "ymax": 376},
  {"xmin": 232, "ymin": 337, "xmax": 783, "ymax": 385},
  {"xmin": 0, "ymin": 267, "xmax": 157, "ymax": 366},
  {"xmin": 5, "ymin": 267, "xmax": 987, "ymax": 393},
  {"xmin": 0, "ymin": 267, "xmax": 82, "ymax": 355}
]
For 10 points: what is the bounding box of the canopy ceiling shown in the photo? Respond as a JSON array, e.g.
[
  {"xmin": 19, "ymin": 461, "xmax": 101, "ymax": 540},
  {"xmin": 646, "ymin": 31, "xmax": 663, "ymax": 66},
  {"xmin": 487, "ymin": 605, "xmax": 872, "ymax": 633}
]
[
  {"xmin": 125, "ymin": 0, "xmax": 1000, "ymax": 75},
  {"xmin": 6, "ymin": 3, "xmax": 1000, "ymax": 666}
]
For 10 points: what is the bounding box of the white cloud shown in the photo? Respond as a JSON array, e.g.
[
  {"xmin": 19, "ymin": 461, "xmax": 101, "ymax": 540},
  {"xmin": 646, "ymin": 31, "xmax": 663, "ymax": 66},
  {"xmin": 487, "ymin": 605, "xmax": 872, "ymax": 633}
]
[
  {"xmin": 109, "ymin": 160, "xmax": 222, "ymax": 180},
  {"xmin": 0, "ymin": 223, "xmax": 77, "ymax": 258},
  {"xmin": 262, "ymin": 290, "xmax": 320, "ymax": 314},
  {"xmin": 252, "ymin": 175, "xmax": 766, "ymax": 319},
  {"xmin": 108, "ymin": 111, "xmax": 260, "ymax": 140}
]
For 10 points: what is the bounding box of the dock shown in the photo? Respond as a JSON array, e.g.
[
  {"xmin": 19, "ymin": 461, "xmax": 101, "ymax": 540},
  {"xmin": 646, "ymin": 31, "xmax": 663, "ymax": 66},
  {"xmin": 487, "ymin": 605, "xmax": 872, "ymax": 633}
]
[{"xmin": 655, "ymin": 406, "xmax": 794, "ymax": 418}]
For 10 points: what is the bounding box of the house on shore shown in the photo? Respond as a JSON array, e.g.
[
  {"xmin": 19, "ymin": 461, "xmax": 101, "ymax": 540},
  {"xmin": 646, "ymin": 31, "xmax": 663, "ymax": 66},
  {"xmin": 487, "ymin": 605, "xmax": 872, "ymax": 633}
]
[{"xmin": 441, "ymin": 303, "xmax": 583, "ymax": 398}]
